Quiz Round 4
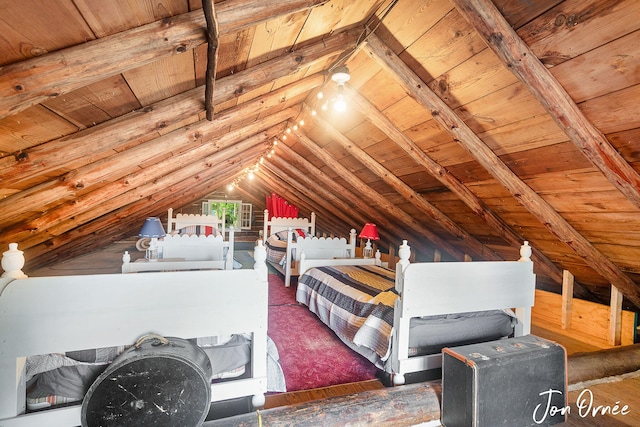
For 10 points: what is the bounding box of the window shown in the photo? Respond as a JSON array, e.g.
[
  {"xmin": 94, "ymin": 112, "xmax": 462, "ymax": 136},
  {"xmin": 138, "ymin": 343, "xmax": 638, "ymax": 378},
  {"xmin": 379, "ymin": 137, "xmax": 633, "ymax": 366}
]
[{"xmin": 202, "ymin": 199, "xmax": 252, "ymax": 230}]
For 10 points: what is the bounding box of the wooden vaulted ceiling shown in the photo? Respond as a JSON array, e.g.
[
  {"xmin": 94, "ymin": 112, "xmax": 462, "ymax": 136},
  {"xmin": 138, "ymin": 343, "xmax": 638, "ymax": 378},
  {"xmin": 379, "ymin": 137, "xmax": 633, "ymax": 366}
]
[{"xmin": 1, "ymin": 0, "xmax": 640, "ymax": 310}]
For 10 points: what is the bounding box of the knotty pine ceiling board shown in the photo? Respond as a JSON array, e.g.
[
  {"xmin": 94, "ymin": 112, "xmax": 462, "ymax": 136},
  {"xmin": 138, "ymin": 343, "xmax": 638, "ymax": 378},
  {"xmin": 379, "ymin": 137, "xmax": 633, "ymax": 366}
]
[
  {"xmin": 0, "ymin": 0, "xmax": 94, "ymax": 66},
  {"xmin": 550, "ymin": 30, "xmax": 640, "ymax": 104},
  {"xmin": 72, "ymin": 0, "xmax": 190, "ymax": 38},
  {"xmin": 478, "ymin": 115, "xmax": 568, "ymax": 157},
  {"xmin": 521, "ymin": 0, "xmax": 640, "ymax": 67},
  {"xmin": 401, "ymin": 171, "xmax": 451, "ymax": 194},
  {"xmin": 372, "ymin": 0, "xmax": 452, "ymax": 53},
  {"xmin": 210, "ymin": 28, "xmax": 254, "ymax": 80},
  {"xmin": 493, "ymin": 0, "xmax": 563, "ymax": 29},
  {"xmin": 41, "ymin": 75, "xmax": 142, "ymax": 128},
  {"xmin": 608, "ymin": 128, "xmax": 640, "ymax": 170},
  {"xmin": 341, "ymin": 121, "xmax": 389, "ymax": 151},
  {"xmin": 580, "ymin": 84, "xmax": 640, "ymax": 134},
  {"xmin": 356, "ymin": 69, "xmax": 408, "ymax": 113},
  {"xmin": 0, "ymin": 106, "xmax": 78, "ymax": 155},
  {"xmin": 293, "ymin": 0, "xmax": 380, "ymax": 44},
  {"xmin": 499, "ymin": 143, "xmax": 595, "ymax": 178},
  {"xmin": 427, "ymin": 48, "xmax": 519, "ymax": 111},
  {"xmin": 245, "ymin": 10, "xmax": 309, "ymax": 69},
  {"xmin": 380, "ymin": 96, "xmax": 434, "ymax": 134},
  {"xmin": 445, "ymin": 159, "xmax": 496, "ymax": 185},
  {"xmin": 400, "ymin": 9, "xmax": 488, "ymax": 85},
  {"xmin": 455, "ymin": 83, "xmax": 550, "ymax": 135},
  {"xmin": 122, "ymin": 53, "xmax": 197, "ymax": 106}
]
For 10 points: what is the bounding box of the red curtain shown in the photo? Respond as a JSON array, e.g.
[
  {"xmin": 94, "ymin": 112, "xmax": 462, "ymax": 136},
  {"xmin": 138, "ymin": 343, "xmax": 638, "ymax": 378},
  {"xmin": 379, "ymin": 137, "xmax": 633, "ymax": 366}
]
[{"xmin": 266, "ymin": 193, "xmax": 299, "ymax": 219}]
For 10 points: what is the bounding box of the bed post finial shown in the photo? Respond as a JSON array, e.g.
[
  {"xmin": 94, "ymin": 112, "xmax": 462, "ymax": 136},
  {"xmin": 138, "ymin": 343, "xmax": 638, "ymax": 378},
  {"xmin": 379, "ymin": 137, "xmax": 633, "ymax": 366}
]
[
  {"xmin": 1, "ymin": 243, "xmax": 28, "ymax": 279},
  {"xmin": 519, "ymin": 241, "xmax": 532, "ymax": 262},
  {"xmin": 398, "ymin": 240, "xmax": 410, "ymax": 264},
  {"xmin": 254, "ymin": 240, "xmax": 268, "ymax": 280}
]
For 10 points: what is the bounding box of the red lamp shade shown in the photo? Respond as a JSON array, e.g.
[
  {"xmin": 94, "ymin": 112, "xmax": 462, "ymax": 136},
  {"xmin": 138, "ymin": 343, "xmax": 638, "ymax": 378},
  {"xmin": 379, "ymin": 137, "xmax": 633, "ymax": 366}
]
[{"xmin": 359, "ymin": 223, "xmax": 379, "ymax": 241}]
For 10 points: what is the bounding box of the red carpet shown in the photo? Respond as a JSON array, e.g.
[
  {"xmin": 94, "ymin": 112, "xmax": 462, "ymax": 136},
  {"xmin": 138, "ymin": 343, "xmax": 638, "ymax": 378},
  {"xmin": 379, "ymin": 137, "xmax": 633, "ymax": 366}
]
[{"xmin": 267, "ymin": 274, "xmax": 378, "ymax": 392}]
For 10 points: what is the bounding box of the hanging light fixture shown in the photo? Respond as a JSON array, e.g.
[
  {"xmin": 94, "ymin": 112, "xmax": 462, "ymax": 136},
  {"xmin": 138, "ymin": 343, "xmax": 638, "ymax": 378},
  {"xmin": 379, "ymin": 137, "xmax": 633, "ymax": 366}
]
[{"xmin": 331, "ymin": 65, "xmax": 350, "ymax": 112}]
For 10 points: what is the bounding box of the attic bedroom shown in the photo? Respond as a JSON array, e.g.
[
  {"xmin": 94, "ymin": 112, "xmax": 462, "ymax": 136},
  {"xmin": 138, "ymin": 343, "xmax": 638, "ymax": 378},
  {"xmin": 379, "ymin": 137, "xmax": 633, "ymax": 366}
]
[{"xmin": 1, "ymin": 0, "xmax": 639, "ymax": 425}]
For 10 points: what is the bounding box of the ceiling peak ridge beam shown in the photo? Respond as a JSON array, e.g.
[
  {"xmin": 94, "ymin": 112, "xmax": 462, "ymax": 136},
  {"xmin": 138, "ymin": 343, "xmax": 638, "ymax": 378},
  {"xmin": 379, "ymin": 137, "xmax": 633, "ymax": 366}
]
[
  {"xmin": 0, "ymin": 0, "xmax": 329, "ymax": 119},
  {"xmin": 451, "ymin": 0, "xmax": 640, "ymax": 210},
  {"xmin": 363, "ymin": 33, "xmax": 640, "ymax": 308},
  {"xmin": 291, "ymin": 127, "xmax": 467, "ymax": 261},
  {"xmin": 0, "ymin": 72, "xmax": 312, "ymax": 227},
  {"xmin": 304, "ymin": 103, "xmax": 502, "ymax": 262},
  {"xmin": 1, "ymin": 109, "xmax": 294, "ymax": 251},
  {"xmin": 1, "ymin": 25, "xmax": 361, "ymax": 187},
  {"xmin": 341, "ymin": 84, "xmax": 563, "ymax": 283}
]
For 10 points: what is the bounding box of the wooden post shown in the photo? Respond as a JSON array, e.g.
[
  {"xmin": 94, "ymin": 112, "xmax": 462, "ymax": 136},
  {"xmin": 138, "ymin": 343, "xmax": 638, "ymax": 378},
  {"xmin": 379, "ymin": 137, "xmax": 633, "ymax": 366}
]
[
  {"xmin": 203, "ymin": 0, "xmax": 219, "ymax": 121},
  {"xmin": 561, "ymin": 270, "xmax": 574, "ymax": 330},
  {"xmin": 609, "ymin": 285, "xmax": 623, "ymax": 346}
]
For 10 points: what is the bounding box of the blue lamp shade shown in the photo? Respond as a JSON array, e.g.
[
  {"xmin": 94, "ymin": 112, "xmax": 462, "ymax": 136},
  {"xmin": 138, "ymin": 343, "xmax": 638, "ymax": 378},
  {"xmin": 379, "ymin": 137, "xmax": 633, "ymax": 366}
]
[{"xmin": 139, "ymin": 217, "xmax": 166, "ymax": 238}]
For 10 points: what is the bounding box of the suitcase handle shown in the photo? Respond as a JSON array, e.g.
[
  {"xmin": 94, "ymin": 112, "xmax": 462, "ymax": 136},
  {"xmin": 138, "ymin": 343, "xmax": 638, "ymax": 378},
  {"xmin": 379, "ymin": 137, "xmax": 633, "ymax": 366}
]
[{"xmin": 134, "ymin": 333, "xmax": 170, "ymax": 348}]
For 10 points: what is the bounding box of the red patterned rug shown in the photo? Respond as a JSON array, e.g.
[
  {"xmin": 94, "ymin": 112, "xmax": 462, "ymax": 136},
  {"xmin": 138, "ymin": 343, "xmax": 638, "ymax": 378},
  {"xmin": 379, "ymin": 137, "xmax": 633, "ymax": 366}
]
[{"xmin": 267, "ymin": 274, "xmax": 379, "ymax": 392}]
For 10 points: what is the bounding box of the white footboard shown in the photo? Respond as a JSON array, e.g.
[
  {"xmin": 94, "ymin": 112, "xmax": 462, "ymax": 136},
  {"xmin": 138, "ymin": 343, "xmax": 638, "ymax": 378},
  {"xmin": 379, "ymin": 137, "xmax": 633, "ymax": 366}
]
[
  {"xmin": 388, "ymin": 241, "xmax": 536, "ymax": 384},
  {"xmin": 283, "ymin": 228, "xmax": 358, "ymax": 287},
  {"xmin": 0, "ymin": 243, "xmax": 269, "ymax": 427},
  {"xmin": 123, "ymin": 227, "xmax": 235, "ymax": 273}
]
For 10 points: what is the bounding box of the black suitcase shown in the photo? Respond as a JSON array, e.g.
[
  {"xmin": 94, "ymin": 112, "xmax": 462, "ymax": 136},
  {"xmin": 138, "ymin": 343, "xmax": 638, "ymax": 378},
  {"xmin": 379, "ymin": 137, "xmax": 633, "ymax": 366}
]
[
  {"xmin": 441, "ymin": 335, "xmax": 567, "ymax": 427},
  {"xmin": 81, "ymin": 335, "xmax": 213, "ymax": 427}
]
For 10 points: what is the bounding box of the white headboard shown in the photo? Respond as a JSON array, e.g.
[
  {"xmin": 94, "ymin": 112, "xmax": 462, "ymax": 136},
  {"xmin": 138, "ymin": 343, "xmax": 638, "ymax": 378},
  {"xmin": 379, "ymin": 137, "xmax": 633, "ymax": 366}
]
[
  {"xmin": 263, "ymin": 209, "xmax": 316, "ymax": 238},
  {"xmin": 167, "ymin": 207, "xmax": 226, "ymax": 238}
]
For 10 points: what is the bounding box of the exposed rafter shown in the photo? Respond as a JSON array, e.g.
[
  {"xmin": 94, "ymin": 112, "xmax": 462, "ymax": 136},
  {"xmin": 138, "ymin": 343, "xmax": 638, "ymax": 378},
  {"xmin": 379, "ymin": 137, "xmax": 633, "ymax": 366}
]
[{"xmin": 363, "ymin": 32, "xmax": 640, "ymax": 308}]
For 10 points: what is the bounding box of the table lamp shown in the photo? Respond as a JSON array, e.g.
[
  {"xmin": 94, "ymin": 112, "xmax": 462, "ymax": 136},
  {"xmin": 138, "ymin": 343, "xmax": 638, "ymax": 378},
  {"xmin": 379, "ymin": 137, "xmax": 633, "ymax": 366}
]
[
  {"xmin": 359, "ymin": 223, "xmax": 379, "ymax": 258},
  {"xmin": 139, "ymin": 217, "xmax": 166, "ymax": 261}
]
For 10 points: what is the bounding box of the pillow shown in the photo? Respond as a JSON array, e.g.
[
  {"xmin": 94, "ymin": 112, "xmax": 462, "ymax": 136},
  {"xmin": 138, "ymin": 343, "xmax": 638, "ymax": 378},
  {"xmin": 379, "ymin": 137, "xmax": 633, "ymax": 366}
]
[{"xmin": 179, "ymin": 225, "xmax": 219, "ymax": 236}]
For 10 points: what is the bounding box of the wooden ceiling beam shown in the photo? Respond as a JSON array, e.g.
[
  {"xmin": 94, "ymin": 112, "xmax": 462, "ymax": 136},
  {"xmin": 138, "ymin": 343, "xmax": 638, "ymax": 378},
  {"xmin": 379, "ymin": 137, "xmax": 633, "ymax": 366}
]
[
  {"xmin": 342, "ymin": 84, "xmax": 564, "ymax": 283},
  {"xmin": 364, "ymin": 33, "xmax": 640, "ymax": 307},
  {"xmin": 0, "ymin": 0, "xmax": 329, "ymax": 119},
  {"xmin": 23, "ymin": 147, "xmax": 261, "ymax": 268},
  {"xmin": 291, "ymin": 127, "xmax": 466, "ymax": 261},
  {"xmin": 305, "ymin": 104, "xmax": 503, "ymax": 261},
  {"xmin": 1, "ymin": 27, "xmax": 359, "ymax": 189},
  {"xmin": 451, "ymin": 0, "xmax": 640, "ymax": 210},
  {"xmin": 0, "ymin": 73, "xmax": 315, "ymax": 227},
  {"xmin": 1, "ymin": 110, "xmax": 294, "ymax": 252}
]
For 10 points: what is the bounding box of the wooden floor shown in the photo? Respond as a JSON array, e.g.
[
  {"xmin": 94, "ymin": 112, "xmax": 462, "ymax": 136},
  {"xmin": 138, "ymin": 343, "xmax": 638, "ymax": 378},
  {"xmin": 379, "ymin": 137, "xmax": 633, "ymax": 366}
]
[{"xmin": 23, "ymin": 238, "xmax": 640, "ymax": 426}]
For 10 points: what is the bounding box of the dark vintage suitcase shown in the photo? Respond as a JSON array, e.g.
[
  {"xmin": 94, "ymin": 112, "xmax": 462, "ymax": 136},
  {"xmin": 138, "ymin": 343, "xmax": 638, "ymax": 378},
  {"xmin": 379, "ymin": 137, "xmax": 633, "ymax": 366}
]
[
  {"xmin": 81, "ymin": 335, "xmax": 213, "ymax": 427},
  {"xmin": 441, "ymin": 335, "xmax": 567, "ymax": 427}
]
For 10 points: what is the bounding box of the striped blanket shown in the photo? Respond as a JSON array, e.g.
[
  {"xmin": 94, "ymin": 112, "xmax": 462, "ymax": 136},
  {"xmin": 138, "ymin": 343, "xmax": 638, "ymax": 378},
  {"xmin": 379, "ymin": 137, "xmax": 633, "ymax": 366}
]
[{"xmin": 296, "ymin": 264, "xmax": 397, "ymax": 361}]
